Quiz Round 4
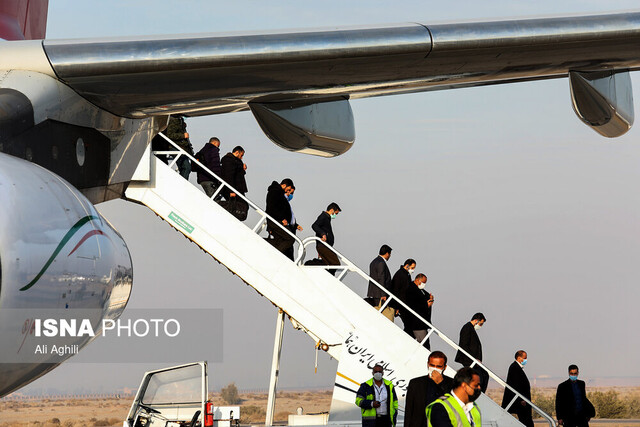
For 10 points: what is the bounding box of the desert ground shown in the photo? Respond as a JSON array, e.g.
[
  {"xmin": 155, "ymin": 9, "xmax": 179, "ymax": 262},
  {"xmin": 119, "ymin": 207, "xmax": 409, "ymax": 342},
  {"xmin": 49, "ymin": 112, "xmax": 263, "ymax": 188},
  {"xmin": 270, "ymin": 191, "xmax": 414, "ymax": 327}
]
[{"xmin": 1, "ymin": 388, "xmax": 639, "ymax": 427}]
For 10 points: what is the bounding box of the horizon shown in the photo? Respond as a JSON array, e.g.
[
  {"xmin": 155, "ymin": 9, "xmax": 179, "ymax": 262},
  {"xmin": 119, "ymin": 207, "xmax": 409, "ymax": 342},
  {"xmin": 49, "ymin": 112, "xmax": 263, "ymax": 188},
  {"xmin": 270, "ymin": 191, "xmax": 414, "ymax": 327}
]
[{"xmin": 8, "ymin": 375, "xmax": 640, "ymax": 398}]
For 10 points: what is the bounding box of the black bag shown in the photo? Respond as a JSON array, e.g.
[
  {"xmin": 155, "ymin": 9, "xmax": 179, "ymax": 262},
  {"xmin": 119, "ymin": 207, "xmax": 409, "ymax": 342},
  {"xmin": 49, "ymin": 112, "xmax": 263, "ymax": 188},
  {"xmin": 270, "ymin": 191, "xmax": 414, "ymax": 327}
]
[{"xmin": 220, "ymin": 197, "xmax": 248, "ymax": 221}]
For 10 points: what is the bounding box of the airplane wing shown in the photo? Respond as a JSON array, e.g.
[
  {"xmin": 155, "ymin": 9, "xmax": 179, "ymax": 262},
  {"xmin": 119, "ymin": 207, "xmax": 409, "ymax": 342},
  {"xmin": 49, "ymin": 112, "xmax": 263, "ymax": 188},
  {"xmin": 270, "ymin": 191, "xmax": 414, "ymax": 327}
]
[
  {"xmin": 38, "ymin": 11, "xmax": 640, "ymax": 153},
  {"xmin": 42, "ymin": 12, "xmax": 640, "ymax": 119}
]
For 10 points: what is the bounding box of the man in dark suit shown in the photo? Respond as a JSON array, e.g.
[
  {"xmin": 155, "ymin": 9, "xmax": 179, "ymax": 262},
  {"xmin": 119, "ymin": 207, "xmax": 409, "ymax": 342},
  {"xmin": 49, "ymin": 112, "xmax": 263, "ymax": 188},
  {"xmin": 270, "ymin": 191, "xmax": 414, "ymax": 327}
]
[
  {"xmin": 391, "ymin": 258, "xmax": 416, "ymax": 335},
  {"xmin": 403, "ymin": 274, "xmax": 432, "ymax": 348},
  {"xmin": 219, "ymin": 145, "xmax": 249, "ymax": 220},
  {"xmin": 556, "ymin": 365, "xmax": 595, "ymax": 427},
  {"xmin": 266, "ymin": 178, "xmax": 295, "ymax": 255},
  {"xmin": 454, "ymin": 313, "xmax": 488, "ymax": 391},
  {"xmin": 501, "ymin": 350, "xmax": 533, "ymax": 427},
  {"xmin": 367, "ymin": 244, "xmax": 394, "ymax": 321},
  {"xmin": 311, "ymin": 202, "xmax": 341, "ymax": 274},
  {"xmin": 404, "ymin": 351, "xmax": 453, "ymax": 427}
]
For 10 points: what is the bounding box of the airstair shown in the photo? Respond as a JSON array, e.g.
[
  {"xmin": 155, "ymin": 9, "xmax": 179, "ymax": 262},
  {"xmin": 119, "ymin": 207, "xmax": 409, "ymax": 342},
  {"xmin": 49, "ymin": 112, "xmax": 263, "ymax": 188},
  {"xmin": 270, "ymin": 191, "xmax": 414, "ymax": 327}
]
[{"xmin": 125, "ymin": 136, "xmax": 555, "ymax": 427}]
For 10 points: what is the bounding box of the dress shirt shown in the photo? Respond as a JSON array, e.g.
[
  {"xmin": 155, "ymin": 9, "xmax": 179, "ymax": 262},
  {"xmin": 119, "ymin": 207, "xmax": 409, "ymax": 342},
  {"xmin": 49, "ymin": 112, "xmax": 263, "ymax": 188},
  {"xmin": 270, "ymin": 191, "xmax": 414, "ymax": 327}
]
[
  {"xmin": 451, "ymin": 390, "xmax": 475, "ymax": 425},
  {"xmin": 374, "ymin": 382, "xmax": 388, "ymax": 415}
]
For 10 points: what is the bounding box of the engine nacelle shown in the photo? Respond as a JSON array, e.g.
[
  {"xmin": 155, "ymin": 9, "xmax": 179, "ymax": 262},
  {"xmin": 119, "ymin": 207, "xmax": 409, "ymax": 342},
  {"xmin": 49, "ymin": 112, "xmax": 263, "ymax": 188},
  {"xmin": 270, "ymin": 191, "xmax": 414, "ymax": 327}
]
[{"xmin": 0, "ymin": 152, "xmax": 133, "ymax": 396}]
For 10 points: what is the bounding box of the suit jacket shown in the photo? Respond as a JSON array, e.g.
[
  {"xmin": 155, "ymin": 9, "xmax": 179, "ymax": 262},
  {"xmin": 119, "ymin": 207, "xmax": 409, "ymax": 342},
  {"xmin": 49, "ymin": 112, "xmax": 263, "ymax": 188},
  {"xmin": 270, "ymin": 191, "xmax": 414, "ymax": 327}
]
[
  {"xmin": 391, "ymin": 267, "xmax": 411, "ymax": 311},
  {"xmin": 311, "ymin": 211, "xmax": 334, "ymax": 245},
  {"xmin": 368, "ymin": 256, "xmax": 392, "ymax": 300},
  {"xmin": 501, "ymin": 361, "xmax": 531, "ymax": 412},
  {"xmin": 556, "ymin": 379, "xmax": 595, "ymax": 424},
  {"xmin": 404, "ymin": 374, "xmax": 453, "ymax": 427},
  {"xmin": 220, "ymin": 152, "xmax": 247, "ymax": 195},
  {"xmin": 196, "ymin": 142, "xmax": 221, "ymax": 183},
  {"xmin": 455, "ymin": 322, "xmax": 482, "ymax": 366},
  {"xmin": 266, "ymin": 181, "xmax": 291, "ymax": 231},
  {"xmin": 403, "ymin": 285, "xmax": 431, "ymax": 331}
]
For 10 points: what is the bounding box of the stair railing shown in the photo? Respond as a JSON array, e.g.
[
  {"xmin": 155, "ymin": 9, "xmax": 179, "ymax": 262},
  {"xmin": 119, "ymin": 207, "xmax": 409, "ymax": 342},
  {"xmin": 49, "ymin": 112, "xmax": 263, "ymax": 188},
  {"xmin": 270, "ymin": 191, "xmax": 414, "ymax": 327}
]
[
  {"xmin": 150, "ymin": 133, "xmax": 555, "ymax": 427},
  {"xmin": 300, "ymin": 237, "xmax": 556, "ymax": 427},
  {"xmin": 151, "ymin": 133, "xmax": 306, "ymax": 263}
]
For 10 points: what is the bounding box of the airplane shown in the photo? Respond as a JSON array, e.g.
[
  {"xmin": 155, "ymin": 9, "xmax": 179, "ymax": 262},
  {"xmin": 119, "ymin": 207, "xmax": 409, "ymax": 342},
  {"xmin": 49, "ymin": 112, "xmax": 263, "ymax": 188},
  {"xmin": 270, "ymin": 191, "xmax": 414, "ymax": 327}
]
[{"xmin": 1, "ymin": 0, "xmax": 639, "ymax": 399}]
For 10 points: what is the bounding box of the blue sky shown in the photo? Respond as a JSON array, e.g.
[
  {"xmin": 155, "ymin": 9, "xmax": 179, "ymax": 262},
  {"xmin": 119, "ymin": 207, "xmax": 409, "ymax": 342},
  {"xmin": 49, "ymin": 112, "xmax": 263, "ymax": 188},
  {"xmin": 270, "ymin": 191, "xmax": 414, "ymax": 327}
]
[{"xmin": 18, "ymin": 0, "xmax": 640, "ymax": 394}]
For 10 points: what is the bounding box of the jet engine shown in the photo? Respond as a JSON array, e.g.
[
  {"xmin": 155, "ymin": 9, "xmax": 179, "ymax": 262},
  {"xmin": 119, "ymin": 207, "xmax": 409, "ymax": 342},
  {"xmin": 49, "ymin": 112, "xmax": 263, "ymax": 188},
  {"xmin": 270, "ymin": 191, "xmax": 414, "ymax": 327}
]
[{"xmin": 0, "ymin": 153, "xmax": 133, "ymax": 397}]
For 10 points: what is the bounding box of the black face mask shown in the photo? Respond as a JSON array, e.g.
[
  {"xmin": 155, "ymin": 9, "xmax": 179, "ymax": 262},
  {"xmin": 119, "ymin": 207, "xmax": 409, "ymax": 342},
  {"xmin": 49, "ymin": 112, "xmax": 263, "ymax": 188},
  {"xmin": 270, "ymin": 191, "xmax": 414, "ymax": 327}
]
[{"xmin": 468, "ymin": 387, "xmax": 482, "ymax": 402}]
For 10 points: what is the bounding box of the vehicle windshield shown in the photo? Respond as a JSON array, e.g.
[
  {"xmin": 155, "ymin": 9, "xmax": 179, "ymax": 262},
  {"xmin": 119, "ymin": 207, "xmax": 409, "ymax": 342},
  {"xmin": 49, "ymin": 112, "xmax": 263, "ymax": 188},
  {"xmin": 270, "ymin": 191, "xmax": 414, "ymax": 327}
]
[{"xmin": 141, "ymin": 364, "xmax": 202, "ymax": 405}]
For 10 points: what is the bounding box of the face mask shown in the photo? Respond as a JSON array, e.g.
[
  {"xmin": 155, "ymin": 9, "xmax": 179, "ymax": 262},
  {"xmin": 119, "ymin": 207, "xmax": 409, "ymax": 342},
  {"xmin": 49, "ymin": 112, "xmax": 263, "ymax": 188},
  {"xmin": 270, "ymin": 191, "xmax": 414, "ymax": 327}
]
[
  {"xmin": 408, "ymin": 268, "xmax": 415, "ymax": 274},
  {"xmin": 521, "ymin": 359, "xmax": 527, "ymax": 366},
  {"xmin": 287, "ymin": 194, "xmax": 293, "ymax": 201},
  {"xmin": 468, "ymin": 387, "xmax": 481, "ymax": 402},
  {"xmin": 569, "ymin": 375, "xmax": 578, "ymax": 381},
  {"xmin": 418, "ymin": 282, "xmax": 426, "ymax": 290},
  {"xmin": 428, "ymin": 367, "xmax": 443, "ymax": 377},
  {"xmin": 474, "ymin": 324, "xmax": 482, "ymax": 330},
  {"xmin": 373, "ymin": 372, "xmax": 383, "ymax": 381},
  {"xmin": 330, "ymin": 213, "xmax": 337, "ymax": 219}
]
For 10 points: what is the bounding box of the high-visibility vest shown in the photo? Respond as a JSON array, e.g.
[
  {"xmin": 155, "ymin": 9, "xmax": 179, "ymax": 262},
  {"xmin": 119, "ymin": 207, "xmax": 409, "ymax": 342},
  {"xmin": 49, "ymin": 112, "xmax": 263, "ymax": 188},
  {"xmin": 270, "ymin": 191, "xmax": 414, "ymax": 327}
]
[
  {"xmin": 426, "ymin": 393, "xmax": 481, "ymax": 427},
  {"xmin": 355, "ymin": 378, "xmax": 398, "ymax": 426}
]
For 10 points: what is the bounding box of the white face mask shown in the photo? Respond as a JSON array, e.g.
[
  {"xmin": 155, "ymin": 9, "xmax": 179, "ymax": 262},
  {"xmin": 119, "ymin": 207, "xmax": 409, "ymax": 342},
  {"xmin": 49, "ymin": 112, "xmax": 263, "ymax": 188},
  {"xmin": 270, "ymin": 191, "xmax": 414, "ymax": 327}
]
[
  {"xmin": 428, "ymin": 366, "xmax": 443, "ymax": 377},
  {"xmin": 373, "ymin": 372, "xmax": 383, "ymax": 381},
  {"xmin": 418, "ymin": 282, "xmax": 426, "ymax": 290},
  {"xmin": 474, "ymin": 324, "xmax": 482, "ymax": 330},
  {"xmin": 408, "ymin": 268, "xmax": 415, "ymax": 274}
]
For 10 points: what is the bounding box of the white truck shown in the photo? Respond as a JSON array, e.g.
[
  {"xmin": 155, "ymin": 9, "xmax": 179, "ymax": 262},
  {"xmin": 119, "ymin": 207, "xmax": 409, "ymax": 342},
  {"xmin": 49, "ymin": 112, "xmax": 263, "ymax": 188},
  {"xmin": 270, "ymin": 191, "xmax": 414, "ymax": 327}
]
[{"xmin": 124, "ymin": 362, "xmax": 239, "ymax": 427}]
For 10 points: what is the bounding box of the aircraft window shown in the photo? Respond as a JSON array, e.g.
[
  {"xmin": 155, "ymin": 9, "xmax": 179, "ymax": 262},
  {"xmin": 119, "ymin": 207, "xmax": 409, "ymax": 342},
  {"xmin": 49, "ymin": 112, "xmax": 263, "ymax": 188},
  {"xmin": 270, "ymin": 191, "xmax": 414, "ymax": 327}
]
[{"xmin": 76, "ymin": 138, "xmax": 85, "ymax": 166}]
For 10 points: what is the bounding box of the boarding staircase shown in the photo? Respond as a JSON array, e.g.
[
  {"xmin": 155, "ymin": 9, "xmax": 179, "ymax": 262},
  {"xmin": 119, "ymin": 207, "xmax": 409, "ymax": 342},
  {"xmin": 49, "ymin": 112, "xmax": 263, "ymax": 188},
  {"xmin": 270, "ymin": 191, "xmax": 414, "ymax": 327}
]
[{"xmin": 125, "ymin": 136, "xmax": 555, "ymax": 427}]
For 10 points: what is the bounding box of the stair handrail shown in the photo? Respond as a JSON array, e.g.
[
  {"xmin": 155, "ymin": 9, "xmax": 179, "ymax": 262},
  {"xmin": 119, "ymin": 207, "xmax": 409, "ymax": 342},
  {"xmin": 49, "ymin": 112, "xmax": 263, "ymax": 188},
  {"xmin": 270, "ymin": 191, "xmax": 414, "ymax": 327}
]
[
  {"xmin": 150, "ymin": 134, "xmax": 554, "ymax": 427},
  {"xmin": 301, "ymin": 237, "xmax": 556, "ymax": 427},
  {"xmin": 151, "ymin": 133, "xmax": 306, "ymax": 263}
]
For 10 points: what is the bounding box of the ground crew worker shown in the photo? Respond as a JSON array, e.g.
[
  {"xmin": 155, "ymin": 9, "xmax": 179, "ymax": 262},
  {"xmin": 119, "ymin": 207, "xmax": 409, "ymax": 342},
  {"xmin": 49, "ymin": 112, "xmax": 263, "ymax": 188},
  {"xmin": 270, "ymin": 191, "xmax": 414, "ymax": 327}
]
[
  {"xmin": 426, "ymin": 367, "xmax": 482, "ymax": 427},
  {"xmin": 355, "ymin": 364, "xmax": 398, "ymax": 427}
]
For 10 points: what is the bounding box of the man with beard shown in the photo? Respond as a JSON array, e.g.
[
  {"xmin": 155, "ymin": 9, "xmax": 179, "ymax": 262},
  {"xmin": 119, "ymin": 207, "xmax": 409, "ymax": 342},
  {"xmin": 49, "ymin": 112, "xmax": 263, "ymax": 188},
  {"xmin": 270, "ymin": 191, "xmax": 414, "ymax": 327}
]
[{"xmin": 426, "ymin": 367, "xmax": 482, "ymax": 427}]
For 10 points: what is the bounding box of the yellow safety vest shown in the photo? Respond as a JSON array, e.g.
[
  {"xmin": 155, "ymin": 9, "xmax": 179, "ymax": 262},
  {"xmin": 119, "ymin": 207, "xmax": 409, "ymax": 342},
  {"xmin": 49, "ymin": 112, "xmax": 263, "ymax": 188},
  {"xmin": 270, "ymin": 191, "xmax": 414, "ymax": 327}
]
[{"xmin": 426, "ymin": 393, "xmax": 481, "ymax": 427}]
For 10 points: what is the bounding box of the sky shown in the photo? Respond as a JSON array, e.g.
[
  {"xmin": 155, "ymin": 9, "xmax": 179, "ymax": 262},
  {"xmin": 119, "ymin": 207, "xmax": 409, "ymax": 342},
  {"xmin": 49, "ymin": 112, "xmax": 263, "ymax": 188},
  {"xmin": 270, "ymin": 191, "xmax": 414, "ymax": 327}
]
[{"xmin": 16, "ymin": 0, "xmax": 640, "ymax": 395}]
